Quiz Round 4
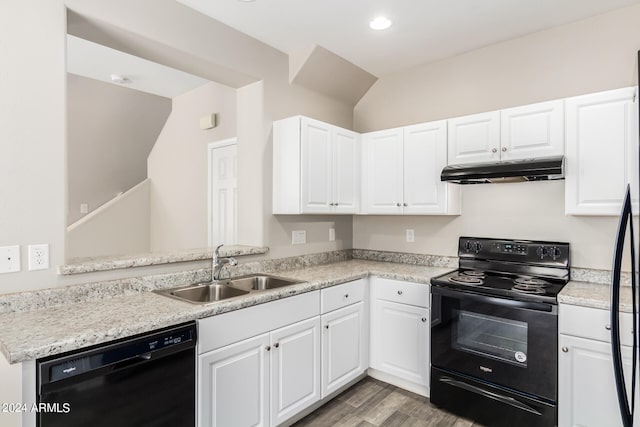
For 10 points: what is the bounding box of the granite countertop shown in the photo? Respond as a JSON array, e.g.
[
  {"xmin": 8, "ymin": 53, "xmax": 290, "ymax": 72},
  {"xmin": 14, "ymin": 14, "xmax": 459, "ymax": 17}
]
[
  {"xmin": 0, "ymin": 260, "xmax": 450, "ymax": 364},
  {"xmin": 558, "ymin": 280, "xmax": 633, "ymax": 312}
]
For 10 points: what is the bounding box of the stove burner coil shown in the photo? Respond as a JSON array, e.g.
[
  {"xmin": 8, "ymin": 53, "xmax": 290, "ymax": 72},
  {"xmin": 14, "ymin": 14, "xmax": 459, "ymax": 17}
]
[
  {"xmin": 461, "ymin": 270, "xmax": 485, "ymax": 278},
  {"xmin": 513, "ymin": 277, "xmax": 550, "ymax": 287},
  {"xmin": 512, "ymin": 284, "xmax": 546, "ymax": 294},
  {"xmin": 449, "ymin": 275, "xmax": 483, "ymax": 285}
]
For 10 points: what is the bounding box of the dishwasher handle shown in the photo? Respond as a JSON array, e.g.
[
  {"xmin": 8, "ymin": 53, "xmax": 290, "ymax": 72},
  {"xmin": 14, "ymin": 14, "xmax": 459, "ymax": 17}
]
[{"xmin": 38, "ymin": 322, "xmax": 196, "ymax": 387}]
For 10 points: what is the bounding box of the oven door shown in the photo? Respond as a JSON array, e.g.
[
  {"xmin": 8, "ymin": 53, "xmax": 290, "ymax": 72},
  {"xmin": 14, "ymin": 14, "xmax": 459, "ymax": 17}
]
[{"xmin": 431, "ymin": 286, "xmax": 558, "ymax": 401}]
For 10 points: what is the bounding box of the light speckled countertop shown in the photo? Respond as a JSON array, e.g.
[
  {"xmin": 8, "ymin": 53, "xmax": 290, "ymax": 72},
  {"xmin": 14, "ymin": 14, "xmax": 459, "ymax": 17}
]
[
  {"xmin": 0, "ymin": 260, "xmax": 450, "ymax": 364},
  {"xmin": 558, "ymin": 280, "xmax": 633, "ymax": 312}
]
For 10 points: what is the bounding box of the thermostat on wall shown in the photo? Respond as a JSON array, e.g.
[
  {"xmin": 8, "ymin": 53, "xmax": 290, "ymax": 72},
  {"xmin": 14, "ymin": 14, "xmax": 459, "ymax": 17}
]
[{"xmin": 200, "ymin": 113, "xmax": 217, "ymax": 130}]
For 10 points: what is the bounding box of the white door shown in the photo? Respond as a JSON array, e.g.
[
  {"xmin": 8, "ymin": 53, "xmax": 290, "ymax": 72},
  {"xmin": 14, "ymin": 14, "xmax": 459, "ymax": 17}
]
[
  {"xmin": 565, "ymin": 87, "xmax": 639, "ymax": 215},
  {"xmin": 500, "ymin": 100, "xmax": 564, "ymax": 160},
  {"xmin": 362, "ymin": 128, "xmax": 404, "ymax": 214},
  {"xmin": 333, "ymin": 128, "xmax": 360, "ymax": 214},
  {"xmin": 371, "ymin": 299, "xmax": 429, "ymax": 386},
  {"xmin": 558, "ymin": 334, "xmax": 633, "ymax": 427},
  {"xmin": 321, "ymin": 302, "xmax": 366, "ymax": 397},
  {"xmin": 301, "ymin": 117, "xmax": 333, "ymax": 213},
  {"xmin": 270, "ymin": 317, "xmax": 321, "ymax": 426},
  {"xmin": 198, "ymin": 333, "xmax": 270, "ymax": 427},
  {"xmin": 209, "ymin": 140, "xmax": 237, "ymax": 246},
  {"xmin": 403, "ymin": 121, "xmax": 448, "ymax": 214},
  {"xmin": 447, "ymin": 111, "xmax": 500, "ymax": 165}
]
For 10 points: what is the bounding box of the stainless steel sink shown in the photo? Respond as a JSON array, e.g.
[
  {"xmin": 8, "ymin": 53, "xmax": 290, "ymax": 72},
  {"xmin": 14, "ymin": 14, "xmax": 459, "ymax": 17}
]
[
  {"xmin": 156, "ymin": 283, "xmax": 250, "ymax": 305},
  {"xmin": 222, "ymin": 274, "xmax": 304, "ymax": 292},
  {"xmin": 154, "ymin": 274, "xmax": 304, "ymax": 305}
]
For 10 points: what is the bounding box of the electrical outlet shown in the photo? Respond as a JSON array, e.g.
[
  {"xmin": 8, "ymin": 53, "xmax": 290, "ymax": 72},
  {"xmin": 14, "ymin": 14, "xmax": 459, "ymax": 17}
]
[
  {"xmin": 80, "ymin": 203, "xmax": 88, "ymax": 214},
  {"xmin": 28, "ymin": 244, "xmax": 49, "ymax": 271},
  {"xmin": 0, "ymin": 245, "xmax": 20, "ymax": 274},
  {"xmin": 291, "ymin": 230, "xmax": 306, "ymax": 245},
  {"xmin": 329, "ymin": 228, "xmax": 335, "ymax": 241},
  {"xmin": 406, "ymin": 229, "xmax": 415, "ymax": 243}
]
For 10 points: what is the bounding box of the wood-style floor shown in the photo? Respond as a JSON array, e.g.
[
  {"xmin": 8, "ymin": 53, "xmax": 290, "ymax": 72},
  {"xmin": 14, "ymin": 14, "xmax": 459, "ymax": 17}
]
[{"xmin": 293, "ymin": 377, "xmax": 484, "ymax": 427}]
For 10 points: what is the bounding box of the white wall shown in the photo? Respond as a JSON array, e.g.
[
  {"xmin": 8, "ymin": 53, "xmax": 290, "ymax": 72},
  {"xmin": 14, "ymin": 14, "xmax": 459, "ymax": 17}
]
[
  {"xmin": 353, "ymin": 4, "xmax": 640, "ymax": 270},
  {"xmin": 148, "ymin": 81, "xmax": 237, "ymax": 252},
  {"xmin": 0, "ymin": 0, "xmax": 67, "ymax": 293},
  {"xmin": 67, "ymin": 179, "xmax": 151, "ymax": 258},
  {"xmin": 67, "ymin": 74, "xmax": 170, "ymax": 224}
]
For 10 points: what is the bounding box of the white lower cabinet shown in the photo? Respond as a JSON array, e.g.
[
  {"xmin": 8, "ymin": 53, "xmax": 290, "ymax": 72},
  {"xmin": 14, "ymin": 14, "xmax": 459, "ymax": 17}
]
[
  {"xmin": 270, "ymin": 317, "xmax": 321, "ymax": 426},
  {"xmin": 369, "ymin": 278, "xmax": 430, "ymax": 394},
  {"xmin": 321, "ymin": 302, "xmax": 367, "ymax": 397},
  {"xmin": 558, "ymin": 303, "xmax": 634, "ymax": 427},
  {"xmin": 198, "ymin": 333, "xmax": 270, "ymax": 427},
  {"xmin": 197, "ymin": 291, "xmax": 321, "ymax": 427}
]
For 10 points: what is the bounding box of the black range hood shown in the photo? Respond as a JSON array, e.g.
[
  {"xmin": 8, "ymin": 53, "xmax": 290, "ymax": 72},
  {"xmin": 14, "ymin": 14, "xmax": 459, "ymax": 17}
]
[{"xmin": 441, "ymin": 156, "xmax": 564, "ymax": 184}]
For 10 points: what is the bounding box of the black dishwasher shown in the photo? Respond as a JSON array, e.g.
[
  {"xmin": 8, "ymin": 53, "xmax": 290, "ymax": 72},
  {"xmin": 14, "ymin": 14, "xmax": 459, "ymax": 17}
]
[{"xmin": 36, "ymin": 322, "xmax": 196, "ymax": 427}]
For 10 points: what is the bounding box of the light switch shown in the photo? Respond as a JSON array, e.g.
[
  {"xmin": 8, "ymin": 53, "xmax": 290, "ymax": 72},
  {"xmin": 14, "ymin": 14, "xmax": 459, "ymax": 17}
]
[{"xmin": 0, "ymin": 245, "xmax": 21, "ymax": 273}]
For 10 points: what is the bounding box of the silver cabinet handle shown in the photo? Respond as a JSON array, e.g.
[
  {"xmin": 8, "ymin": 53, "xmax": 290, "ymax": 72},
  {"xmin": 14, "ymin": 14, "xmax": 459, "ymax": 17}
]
[
  {"xmin": 501, "ymin": 147, "xmax": 507, "ymax": 152},
  {"xmin": 492, "ymin": 148, "xmax": 498, "ymax": 153},
  {"xmin": 605, "ymin": 324, "xmax": 611, "ymax": 330},
  {"xmin": 562, "ymin": 347, "xmax": 568, "ymax": 353},
  {"xmin": 397, "ymin": 290, "xmax": 403, "ymax": 295},
  {"xmin": 265, "ymin": 345, "xmax": 271, "ymax": 351}
]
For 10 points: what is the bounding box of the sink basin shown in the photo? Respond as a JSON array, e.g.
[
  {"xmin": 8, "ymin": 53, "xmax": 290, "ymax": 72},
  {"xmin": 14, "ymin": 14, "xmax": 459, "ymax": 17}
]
[
  {"xmin": 156, "ymin": 283, "xmax": 250, "ymax": 305},
  {"xmin": 222, "ymin": 274, "xmax": 303, "ymax": 292}
]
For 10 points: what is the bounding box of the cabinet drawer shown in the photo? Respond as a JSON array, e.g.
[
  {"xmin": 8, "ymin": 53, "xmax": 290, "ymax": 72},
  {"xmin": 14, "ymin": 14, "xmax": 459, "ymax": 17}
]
[
  {"xmin": 559, "ymin": 303, "xmax": 634, "ymax": 346},
  {"xmin": 321, "ymin": 279, "xmax": 366, "ymax": 313},
  {"xmin": 373, "ymin": 278, "xmax": 429, "ymax": 308}
]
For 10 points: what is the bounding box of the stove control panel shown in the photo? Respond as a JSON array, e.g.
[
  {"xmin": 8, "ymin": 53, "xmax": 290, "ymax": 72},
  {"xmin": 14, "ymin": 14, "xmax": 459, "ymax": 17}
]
[{"xmin": 459, "ymin": 237, "xmax": 569, "ymax": 267}]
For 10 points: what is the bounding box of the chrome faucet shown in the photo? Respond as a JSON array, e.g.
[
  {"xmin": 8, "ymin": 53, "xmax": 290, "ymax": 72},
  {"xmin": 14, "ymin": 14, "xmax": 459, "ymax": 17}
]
[{"xmin": 212, "ymin": 244, "xmax": 237, "ymax": 281}]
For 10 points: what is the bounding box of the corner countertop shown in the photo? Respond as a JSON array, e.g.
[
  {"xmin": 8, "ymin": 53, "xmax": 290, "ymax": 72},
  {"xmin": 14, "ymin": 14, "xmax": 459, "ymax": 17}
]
[{"xmin": 0, "ymin": 260, "xmax": 450, "ymax": 364}]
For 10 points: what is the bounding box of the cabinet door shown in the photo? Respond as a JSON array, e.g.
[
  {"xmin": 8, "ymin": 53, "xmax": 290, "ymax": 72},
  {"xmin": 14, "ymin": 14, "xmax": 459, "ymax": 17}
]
[
  {"xmin": 362, "ymin": 128, "xmax": 404, "ymax": 214},
  {"xmin": 301, "ymin": 117, "xmax": 333, "ymax": 213},
  {"xmin": 321, "ymin": 302, "xmax": 366, "ymax": 397},
  {"xmin": 371, "ymin": 299, "xmax": 429, "ymax": 386},
  {"xmin": 270, "ymin": 317, "xmax": 321, "ymax": 426},
  {"xmin": 447, "ymin": 111, "xmax": 500, "ymax": 165},
  {"xmin": 500, "ymin": 100, "xmax": 564, "ymax": 160},
  {"xmin": 403, "ymin": 121, "xmax": 449, "ymax": 214},
  {"xmin": 558, "ymin": 334, "xmax": 632, "ymax": 427},
  {"xmin": 198, "ymin": 333, "xmax": 270, "ymax": 427},
  {"xmin": 565, "ymin": 87, "xmax": 639, "ymax": 215},
  {"xmin": 333, "ymin": 128, "xmax": 360, "ymax": 214}
]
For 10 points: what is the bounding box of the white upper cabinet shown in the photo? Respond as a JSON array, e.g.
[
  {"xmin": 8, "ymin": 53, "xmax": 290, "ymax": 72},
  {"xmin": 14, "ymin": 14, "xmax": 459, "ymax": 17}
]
[
  {"xmin": 362, "ymin": 128, "xmax": 404, "ymax": 214},
  {"xmin": 362, "ymin": 122, "xmax": 460, "ymax": 215},
  {"xmin": 448, "ymin": 111, "xmax": 500, "ymax": 164},
  {"xmin": 448, "ymin": 101, "xmax": 564, "ymax": 165},
  {"xmin": 500, "ymin": 100, "xmax": 564, "ymax": 160},
  {"xmin": 273, "ymin": 116, "xmax": 360, "ymax": 214},
  {"xmin": 565, "ymin": 87, "xmax": 639, "ymax": 215}
]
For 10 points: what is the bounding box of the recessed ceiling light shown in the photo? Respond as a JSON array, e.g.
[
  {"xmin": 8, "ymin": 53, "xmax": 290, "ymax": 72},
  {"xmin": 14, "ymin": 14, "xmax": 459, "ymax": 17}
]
[
  {"xmin": 110, "ymin": 74, "xmax": 130, "ymax": 84},
  {"xmin": 369, "ymin": 16, "xmax": 392, "ymax": 31}
]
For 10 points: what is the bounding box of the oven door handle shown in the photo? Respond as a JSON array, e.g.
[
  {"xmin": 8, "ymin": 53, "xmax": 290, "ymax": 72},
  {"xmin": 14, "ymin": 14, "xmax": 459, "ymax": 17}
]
[
  {"xmin": 431, "ymin": 286, "xmax": 553, "ymax": 312},
  {"xmin": 439, "ymin": 376, "xmax": 543, "ymax": 416}
]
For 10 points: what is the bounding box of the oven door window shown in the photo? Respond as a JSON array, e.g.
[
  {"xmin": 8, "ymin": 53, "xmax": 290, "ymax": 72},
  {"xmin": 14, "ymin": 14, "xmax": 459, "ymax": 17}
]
[{"xmin": 453, "ymin": 310, "xmax": 528, "ymax": 367}]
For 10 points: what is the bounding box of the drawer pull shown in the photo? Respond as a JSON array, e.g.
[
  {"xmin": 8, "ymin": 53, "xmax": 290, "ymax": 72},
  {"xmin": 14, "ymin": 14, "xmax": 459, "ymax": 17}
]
[
  {"xmin": 274, "ymin": 342, "xmax": 280, "ymax": 349},
  {"xmin": 325, "ymin": 325, "xmax": 329, "ymax": 329},
  {"xmin": 265, "ymin": 345, "xmax": 271, "ymax": 352},
  {"xmin": 344, "ymin": 293, "xmax": 349, "ymax": 299},
  {"xmin": 562, "ymin": 347, "xmax": 568, "ymax": 353},
  {"xmin": 421, "ymin": 317, "xmax": 427, "ymax": 322},
  {"xmin": 397, "ymin": 290, "xmax": 403, "ymax": 295},
  {"xmin": 605, "ymin": 324, "xmax": 611, "ymax": 330}
]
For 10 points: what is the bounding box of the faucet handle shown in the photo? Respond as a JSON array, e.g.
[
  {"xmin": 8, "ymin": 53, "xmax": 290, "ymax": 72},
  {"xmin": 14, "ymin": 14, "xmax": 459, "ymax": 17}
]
[{"xmin": 228, "ymin": 257, "xmax": 238, "ymax": 266}]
